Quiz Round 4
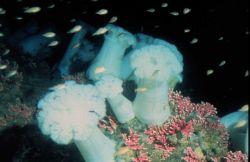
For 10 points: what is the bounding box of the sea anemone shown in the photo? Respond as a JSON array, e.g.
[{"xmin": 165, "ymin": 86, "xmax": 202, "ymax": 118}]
[
  {"xmin": 121, "ymin": 33, "xmax": 183, "ymax": 84},
  {"xmin": 37, "ymin": 81, "xmax": 116, "ymax": 162},
  {"xmin": 95, "ymin": 75, "xmax": 135, "ymax": 123},
  {"xmin": 130, "ymin": 44, "xmax": 183, "ymax": 125},
  {"xmin": 221, "ymin": 107, "xmax": 248, "ymax": 153},
  {"xmin": 86, "ymin": 24, "xmax": 136, "ymax": 81}
]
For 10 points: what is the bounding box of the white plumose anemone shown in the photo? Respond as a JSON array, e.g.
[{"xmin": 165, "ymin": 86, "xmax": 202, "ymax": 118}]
[
  {"xmin": 130, "ymin": 45, "xmax": 183, "ymax": 125},
  {"xmin": 221, "ymin": 108, "xmax": 248, "ymax": 153},
  {"xmin": 37, "ymin": 81, "xmax": 115, "ymax": 162},
  {"xmin": 95, "ymin": 75, "xmax": 135, "ymax": 123},
  {"xmin": 86, "ymin": 24, "xmax": 136, "ymax": 81},
  {"xmin": 121, "ymin": 33, "xmax": 183, "ymax": 83}
]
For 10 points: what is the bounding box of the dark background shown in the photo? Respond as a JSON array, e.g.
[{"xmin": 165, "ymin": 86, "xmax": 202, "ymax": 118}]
[{"xmin": 0, "ymin": 0, "xmax": 248, "ymax": 116}]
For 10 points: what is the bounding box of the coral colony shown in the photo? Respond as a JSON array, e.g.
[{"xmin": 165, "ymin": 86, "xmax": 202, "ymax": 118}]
[{"xmin": 36, "ymin": 24, "xmax": 248, "ymax": 162}]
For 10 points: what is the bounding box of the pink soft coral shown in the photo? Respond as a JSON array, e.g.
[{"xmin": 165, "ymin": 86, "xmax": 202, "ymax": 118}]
[
  {"xmin": 122, "ymin": 128, "xmax": 143, "ymax": 150},
  {"xmin": 224, "ymin": 151, "xmax": 248, "ymax": 162}
]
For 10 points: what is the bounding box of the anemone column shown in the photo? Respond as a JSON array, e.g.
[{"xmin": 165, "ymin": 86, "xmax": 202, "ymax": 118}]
[
  {"xmin": 74, "ymin": 127, "xmax": 115, "ymax": 162},
  {"xmin": 133, "ymin": 79, "xmax": 171, "ymax": 125}
]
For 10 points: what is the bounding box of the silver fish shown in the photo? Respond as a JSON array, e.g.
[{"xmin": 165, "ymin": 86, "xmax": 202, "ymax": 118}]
[
  {"xmin": 92, "ymin": 27, "xmax": 108, "ymax": 36},
  {"xmin": 6, "ymin": 70, "xmax": 17, "ymax": 78},
  {"xmin": 161, "ymin": 3, "xmax": 168, "ymax": 8},
  {"xmin": 218, "ymin": 60, "xmax": 226, "ymax": 67},
  {"xmin": 48, "ymin": 41, "xmax": 59, "ymax": 47},
  {"xmin": 67, "ymin": 25, "xmax": 82, "ymax": 33},
  {"xmin": 24, "ymin": 7, "xmax": 41, "ymax": 13},
  {"xmin": 0, "ymin": 64, "xmax": 7, "ymax": 70},
  {"xmin": 206, "ymin": 69, "xmax": 214, "ymax": 76},
  {"xmin": 190, "ymin": 38, "xmax": 198, "ymax": 44},
  {"xmin": 183, "ymin": 8, "xmax": 191, "ymax": 14},
  {"xmin": 96, "ymin": 9, "xmax": 108, "ymax": 15},
  {"xmin": 109, "ymin": 16, "xmax": 118, "ymax": 23},
  {"xmin": 146, "ymin": 8, "xmax": 155, "ymax": 13},
  {"xmin": 42, "ymin": 32, "xmax": 56, "ymax": 38}
]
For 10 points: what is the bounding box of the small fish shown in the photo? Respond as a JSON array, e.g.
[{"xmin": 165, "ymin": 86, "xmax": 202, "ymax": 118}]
[
  {"xmin": 70, "ymin": 19, "xmax": 76, "ymax": 22},
  {"xmin": 184, "ymin": 28, "xmax": 191, "ymax": 33},
  {"xmin": 244, "ymin": 70, "xmax": 249, "ymax": 77},
  {"xmin": 169, "ymin": 11, "xmax": 179, "ymax": 16},
  {"xmin": 161, "ymin": 3, "xmax": 168, "ymax": 8},
  {"xmin": 49, "ymin": 83, "xmax": 65, "ymax": 91},
  {"xmin": 6, "ymin": 70, "xmax": 17, "ymax": 78},
  {"xmin": 47, "ymin": 4, "xmax": 55, "ymax": 9},
  {"xmin": 67, "ymin": 25, "xmax": 82, "ymax": 33},
  {"xmin": 206, "ymin": 69, "xmax": 214, "ymax": 76},
  {"xmin": 135, "ymin": 87, "xmax": 147, "ymax": 93},
  {"xmin": 96, "ymin": 9, "xmax": 108, "ymax": 15},
  {"xmin": 146, "ymin": 8, "xmax": 155, "ymax": 13},
  {"xmin": 82, "ymin": 11, "xmax": 88, "ymax": 14},
  {"xmin": 0, "ymin": 32, "xmax": 4, "ymax": 37},
  {"xmin": 234, "ymin": 120, "xmax": 247, "ymax": 128},
  {"xmin": 0, "ymin": 8, "xmax": 6, "ymax": 15},
  {"xmin": 72, "ymin": 43, "xmax": 81, "ymax": 48},
  {"xmin": 2, "ymin": 49, "xmax": 10, "ymax": 56},
  {"xmin": 218, "ymin": 60, "xmax": 226, "ymax": 67},
  {"xmin": 16, "ymin": 17, "xmax": 23, "ymax": 20},
  {"xmin": 24, "ymin": 7, "xmax": 41, "ymax": 14},
  {"xmin": 0, "ymin": 64, "xmax": 7, "ymax": 70},
  {"xmin": 154, "ymin": 25, "xmax": 160, "ymax": 28},
  {"xmin": 109, "ymin": 16, "xmax": 118, "ymax": 23},
  {"xmin": 48, "ymin": 41, "xmax": 59, "ymax": 47},
  {"xmin": 92, "ymin": 27, "xmax": 108, "ymax": 36},
  {"xmin": 239, "ymin": 104, "xmax": 249, "ymax": 112},
  {"xmin": 183, "ymin": 8, "xmax": 191, "ymax": 14},
  {"xmin": 190, "ymin": 38, "xmax": 198, "ymax": 44},
  {"xmin": 95, "ymin": 67, "xmax": 106, "ymax": 74},
  {"xmin": 218, "ymin": 36, "xmax": 224, "ymax": 40},
  {"xmin": 42, "ymin": 32, "xmax": 56, "ymax": 38}
]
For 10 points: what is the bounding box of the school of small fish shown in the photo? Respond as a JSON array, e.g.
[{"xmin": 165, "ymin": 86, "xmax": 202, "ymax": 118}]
[{"xmin": 0, "ymin": 0, "xmax": 247, "ymax": 106}]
